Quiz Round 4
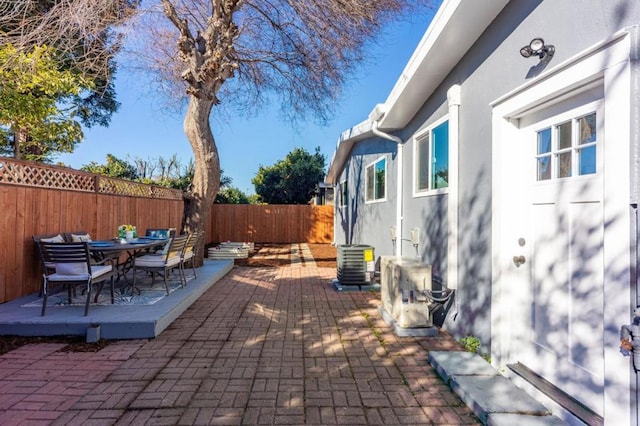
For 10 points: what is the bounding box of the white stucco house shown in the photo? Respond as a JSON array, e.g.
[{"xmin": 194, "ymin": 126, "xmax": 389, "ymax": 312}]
[{"xmin": 325, "ymin": 0, "xmax": 640, "ymax": 424}]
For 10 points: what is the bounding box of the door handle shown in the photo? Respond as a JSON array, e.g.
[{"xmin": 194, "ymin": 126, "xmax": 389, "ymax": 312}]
[{"xmin": 513, "ymin": 255, "xmax": 526, "ymax": 266}]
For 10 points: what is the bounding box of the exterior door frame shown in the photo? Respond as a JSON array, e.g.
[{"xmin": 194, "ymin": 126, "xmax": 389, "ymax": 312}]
[{"xmin": 490, "ymin": 29, "xmax": 634, "ymax": 425}]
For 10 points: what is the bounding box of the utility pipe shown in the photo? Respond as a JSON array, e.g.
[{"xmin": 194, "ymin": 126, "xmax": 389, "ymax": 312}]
[{"xmin": 371, "ymin": 115, "xmax": 404, "ymax": 257}]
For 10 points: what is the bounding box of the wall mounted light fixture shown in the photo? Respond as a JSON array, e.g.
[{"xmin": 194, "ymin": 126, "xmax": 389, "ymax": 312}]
[{"xmin": 520, "ymin": 38, "xmax": 555, "ymax": 60}]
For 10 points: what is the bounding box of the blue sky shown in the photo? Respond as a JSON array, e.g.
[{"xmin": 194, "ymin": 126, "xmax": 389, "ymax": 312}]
[{"xmin": 57, "ymin": 11, "xmax": 436, "ymax": 195}]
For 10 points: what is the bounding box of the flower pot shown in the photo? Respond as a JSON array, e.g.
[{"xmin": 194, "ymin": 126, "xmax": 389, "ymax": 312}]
[{"xmin": 125, "ymin": 231, "xmax": 134, "ymax": 240}]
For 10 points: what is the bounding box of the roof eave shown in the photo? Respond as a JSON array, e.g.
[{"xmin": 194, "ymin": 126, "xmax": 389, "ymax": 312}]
[
  {"xmin": 325, "ymin": 120, "xmax": 372, "ymax": 185},
  {"xmin": 326, "ymin": 0, "xmax": 511, "ymax": 183}
]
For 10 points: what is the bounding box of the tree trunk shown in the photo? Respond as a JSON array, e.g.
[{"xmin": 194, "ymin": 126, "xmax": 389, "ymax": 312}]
[
  {"xmin": 13, "ymin": 129, "xmax": 28, "ymax": 160},
  {"xmin": 182, "ymin": 95, "xmax": 220, "ymax": 266}
]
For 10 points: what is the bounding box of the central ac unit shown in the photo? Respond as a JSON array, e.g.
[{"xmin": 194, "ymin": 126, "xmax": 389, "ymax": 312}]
[{"xmin": 336, "ymin": 244, "xmax": 375, "ymax": 286}]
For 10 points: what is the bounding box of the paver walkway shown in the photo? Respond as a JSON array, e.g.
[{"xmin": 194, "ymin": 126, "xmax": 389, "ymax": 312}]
[{"xmin": 0, "ymin": 263, "xmax": 479, "ymax": 425}]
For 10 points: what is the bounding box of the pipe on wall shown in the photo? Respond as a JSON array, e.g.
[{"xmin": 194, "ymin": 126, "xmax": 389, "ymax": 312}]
[{"xmin": 371, "ymin": 116, "xmax": 404, "ymax": 257}]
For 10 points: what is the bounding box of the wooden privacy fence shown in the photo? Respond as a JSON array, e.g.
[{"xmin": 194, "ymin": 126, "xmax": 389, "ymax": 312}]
[
  {"xmin": 0, "ymin": 158, "xmax": 183, "ymax": 304},
  {"xmin": 209, "ymin": 204, "xmax": 334, "ymax": 244},
  {"xmin": 0, "ymin": 158, "xmax": 335, "ymax": 303}
]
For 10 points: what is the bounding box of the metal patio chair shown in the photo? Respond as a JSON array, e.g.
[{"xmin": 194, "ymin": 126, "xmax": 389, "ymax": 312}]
[
  {"xmin": 37, "ymin": 241, "xmax": 115, "ymax": 316},
  {"xmin": 33, "ymin": 233, "xmax": 66, "ymax": 297},
  {"xmin": 181, "ymin": 231, "xmax": 203, "ymax": 281},
  {"xmin": 132, "ymin": 234, "xmax": 188, "ymax": 295}
]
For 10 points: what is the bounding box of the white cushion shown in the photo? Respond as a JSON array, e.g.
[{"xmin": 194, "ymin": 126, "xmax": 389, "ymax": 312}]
[
  {"xmin": 159, "ymin": 241, "xmax": 170, "ymax": 255},
  {"xmin": 40, "ymin": 234, "xmax": 64, "ymax": 243},
  {"xmin": 71, "ymin": 233, "xmax": 92, "ymax": 242},
  {"xmin": 55, "ymin": 262, "xmax": 88, "ymax": 275},
  {"xmin": 136, "ymin": 254, "xmax": 181, "ymax": 268},
  {"xmin": 50, "ymin": 264, "xmax": 111, "ymax": 281}
]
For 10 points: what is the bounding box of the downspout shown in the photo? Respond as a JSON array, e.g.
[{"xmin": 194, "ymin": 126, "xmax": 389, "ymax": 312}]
[
  {"xmin": 447, "ymin": 84, "xmax": 461, "ymax": 290},
  {"xmin": 371, "ymin": 113, "xmax": 404, "ymax": 257}
]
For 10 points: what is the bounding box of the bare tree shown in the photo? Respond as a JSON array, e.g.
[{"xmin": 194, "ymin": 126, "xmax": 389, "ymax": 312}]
[
  {"xmin": 142, "ymin": 0, "xmax": 431, "ymax": 263},
  {"xmin": 0, "ymin": 0, "xmax": 136, "ymax": 78}
]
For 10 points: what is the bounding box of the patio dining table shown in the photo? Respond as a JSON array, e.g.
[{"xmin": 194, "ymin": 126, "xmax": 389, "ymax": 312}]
[{"xmin": 89, "ymin": 238, "xmax": 169, "ymax": 287}]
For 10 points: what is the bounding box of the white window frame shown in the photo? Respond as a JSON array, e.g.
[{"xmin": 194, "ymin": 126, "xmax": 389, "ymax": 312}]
[
  {"xmin": 413, "ymin": 116, "xmax": 450, "ymax": 197},
  {"xmin": 365, "ymin": 156, "xmax": 387, "ymax": 203}
]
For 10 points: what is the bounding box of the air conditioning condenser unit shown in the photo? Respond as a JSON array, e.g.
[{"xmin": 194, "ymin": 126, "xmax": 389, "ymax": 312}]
[{"xmin": 379, "ymin": 256, "xmax": 439, "ymax": 336}]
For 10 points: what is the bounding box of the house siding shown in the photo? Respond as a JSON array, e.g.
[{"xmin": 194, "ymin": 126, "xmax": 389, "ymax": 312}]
[
  {"xmin": 335, "ymin": 138, "xmax": 398, "ymax": 259},
  {"xmin": 357, "ymin": 0, "xmax": 639, "ymax": 349},
  {"xmin": 331, "ymin": 3, "xmax": 640, "ymax": 420}
]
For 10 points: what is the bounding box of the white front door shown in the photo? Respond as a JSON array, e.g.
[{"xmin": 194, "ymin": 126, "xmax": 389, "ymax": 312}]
[
  {"xmin": 491, "ymin": 31, "xmax": 634, "ymax": 425},
  {"xmin": 509, "ymin": 95, "xmax": 605, "ymax": 414}
]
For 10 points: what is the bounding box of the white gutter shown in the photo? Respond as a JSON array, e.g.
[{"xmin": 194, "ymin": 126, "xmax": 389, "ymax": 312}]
[{"xmin": 369, "ymin": 104, "xmax": 404, "ymax": 257}]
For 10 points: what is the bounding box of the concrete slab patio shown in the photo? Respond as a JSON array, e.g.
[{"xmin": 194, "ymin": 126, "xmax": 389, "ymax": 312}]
[{"xmin": 0, "ymin": 260, "xmax": 233, "ymax": 339}]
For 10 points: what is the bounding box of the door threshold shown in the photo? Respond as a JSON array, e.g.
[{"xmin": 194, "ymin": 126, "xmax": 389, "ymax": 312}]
[{"xmin": 507, "ymin": 362, "xmax": 603, "ymax": 426}]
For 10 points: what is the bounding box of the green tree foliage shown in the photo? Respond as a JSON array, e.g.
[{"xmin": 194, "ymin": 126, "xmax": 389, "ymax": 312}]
[
  {"xmin": 252, "ymin": 147, "xmax": 326, "ymax": 204},
  {"xmin": 81, "ymin": 154, "xmax": 138, "ymax": 180},
  {"xmin": 215, "ymin": 187, "xmax": 251, "ymax": 204},
  {"xmin": 0, "ymin": 44, "xmax": 93, "ymax": 162},
  {"xmin": 0, "ymin": 1, "xmax": 138, "ymax": 129},
  {"xmin": 214, "ymin": 170, "xmax": 251, "ymax": 204}
]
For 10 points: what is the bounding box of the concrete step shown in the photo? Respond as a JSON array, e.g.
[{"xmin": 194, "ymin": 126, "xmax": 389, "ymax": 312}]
[{"xmin": 428, "ymin": 351, "xmax": 565, "ymax": 425}]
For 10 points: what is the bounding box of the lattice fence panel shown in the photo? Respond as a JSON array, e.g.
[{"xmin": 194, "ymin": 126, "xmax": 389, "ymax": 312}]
[
  {"xmin": 152, "ymin": 186, "xmax": 184, "ymax": 200},
  {"xmin": 0, "ymin": 158, "xmax": 183, "ymax": 200},
  {"xmin": 0, "ymin": 159, "xmax": 95, "ymax": 191},
  {"xmin": 98, "ymin": 176, "xmax": 153, "ymax": 197},
  {"xmin": 97, "ymin": 177, "xmax": 183, "ymax": 200}
]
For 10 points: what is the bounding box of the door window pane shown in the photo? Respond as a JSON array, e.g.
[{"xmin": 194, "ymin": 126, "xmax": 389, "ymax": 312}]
[
  {"xmin": 557, "ymin": 122, "xmax": 572, "ymax": 150},
  {"xmin": 578, "ymin": 145, "xmax": 596, "ymax": 175},
  {"xmin": 578, "ymin": 113, "xmax": 596, "ymax": 145},
  {"xmin": 538, "ymin": 156, "xmax": 551, "ymax": 181},
  {"xmin": 537, "ymin": 128, "xmax": 551, "ymax": 154},
  {"xmin": 557, "ymin": 152, "xmax": 572, "ymax": 178}
]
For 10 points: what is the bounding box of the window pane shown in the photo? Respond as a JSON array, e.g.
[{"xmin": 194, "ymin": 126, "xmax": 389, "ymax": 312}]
[
  {"xmin": 416, "ymin": 135, "xmax": 429, "ymax": 190},
  {"xmin": 375, "ymin": 158, "xmax": 385, "ymax": 199},
  {"xmin": 557, "ymin": 121, "xmax": 572, "ymax": 150},
  {"xmin": 537, "ymin": 128, "xmax": 551, "ymax": 154},
  {"xmin": 578, "ymin": 145, "xmax": 596, "ymax": 175},
  {"xmin": 340, "ymin": 182, "xmax": 347, "ymax": 206},
  {"xmin": 537, "ymin": 156, "xmax": 551, "ymax": 181},
  {"xmin": 431, "ymin": 121, "xmax": 449, "ymax": 189},
  {"xmin": 366, "ymin": 165, "xmax": 374, "ymax": 200},
  {"xmin": 557, "ymin": 152, "xmax": 572, "ymax": 178},
  {"xmin": 578, "ymin": 113, "xmax": 596, "ymax": 145}
]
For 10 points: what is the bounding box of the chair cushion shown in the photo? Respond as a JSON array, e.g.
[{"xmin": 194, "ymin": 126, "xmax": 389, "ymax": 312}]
[
  {"xmin": 158, "ymin": 241, "xmax": 170, "ymax": 255},
  {"xmin": 71, "ymin": 233, "xmax": 92, "ymax": 242},
  {"xmin": 55, "ymin": 262, "xmax": 88, "ymax": 275},
  {"xmin": 40, "ymin": 234, "xmax": 65, "ymax": 243},
  {"xmin": 136, "ymin": 254, "xmax": 180, "ymax": 268},
  {"xmin": 183, "ymin": 250, "xmax": 194, "ymax": 260},
  {"xmin": 50, "ymin": 264, "xmax": 111, "ymax": 281}
]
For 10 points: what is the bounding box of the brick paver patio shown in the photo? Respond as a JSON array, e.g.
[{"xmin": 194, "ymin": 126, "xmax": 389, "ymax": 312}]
[{"xmin": 0, "ymin": 264, "xmax": 479, "ymax": 425}]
